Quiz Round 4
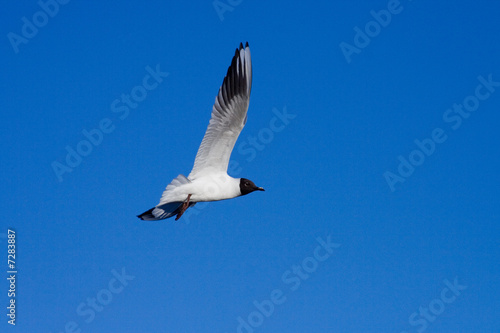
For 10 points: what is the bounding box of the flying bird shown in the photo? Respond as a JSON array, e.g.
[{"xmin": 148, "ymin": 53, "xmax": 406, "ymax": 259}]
[{"xmin": 138, "ymin": 42, "xmax": 264, "ymax": 221}]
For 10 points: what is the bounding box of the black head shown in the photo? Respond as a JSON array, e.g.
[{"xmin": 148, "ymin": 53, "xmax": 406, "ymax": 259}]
[{"xmin": 239, "ymin": 178, "xmax": 265, "ymax": 196}]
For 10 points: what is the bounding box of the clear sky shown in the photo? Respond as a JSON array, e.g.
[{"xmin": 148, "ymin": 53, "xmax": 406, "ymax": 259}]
[{"xmin": 1, "ymin": 1, "xmax": 499, "ymax": 332}]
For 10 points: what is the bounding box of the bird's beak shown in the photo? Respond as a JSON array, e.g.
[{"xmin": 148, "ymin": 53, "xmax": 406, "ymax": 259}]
[{"xmin": 256, "ymin": 187, "xmax": 265, "ymax": 191}]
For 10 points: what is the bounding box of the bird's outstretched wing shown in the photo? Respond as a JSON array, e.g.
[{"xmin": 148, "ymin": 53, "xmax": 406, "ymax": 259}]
[{"xmin": 188, "ymin": 42, "xmax": 252, "ymax": 179}]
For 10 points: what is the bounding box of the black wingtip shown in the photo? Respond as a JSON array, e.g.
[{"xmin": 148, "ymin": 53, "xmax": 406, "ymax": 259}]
[{"xmin": 237, "ymin": 42, "xmax": 249, "ymax": 53}]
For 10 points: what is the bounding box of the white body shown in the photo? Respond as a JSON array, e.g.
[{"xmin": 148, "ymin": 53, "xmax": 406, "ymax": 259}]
[{"xmin": 159, "ymin": 173, "xmax": 241, "ymax": 203}]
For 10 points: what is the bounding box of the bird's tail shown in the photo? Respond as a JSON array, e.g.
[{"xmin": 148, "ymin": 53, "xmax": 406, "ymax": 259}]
[
  {"xmin": 137, "ymin": 174, "xmax": 195, "ymax": 221},
  {"xmin": 137, "ymin": 201, "xmax": 196, "ymax": 221}
]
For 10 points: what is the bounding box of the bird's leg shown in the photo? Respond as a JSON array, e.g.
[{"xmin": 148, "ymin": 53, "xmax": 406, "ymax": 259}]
[{"xmin": 175, "ymin": 194, "xmax": 192, "ymax": 221}]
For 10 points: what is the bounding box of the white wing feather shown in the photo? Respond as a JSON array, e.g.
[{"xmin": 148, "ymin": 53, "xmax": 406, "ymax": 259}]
[{"xmin": 188, "ymin": 42, "xmax": 252, "ymax": 179}]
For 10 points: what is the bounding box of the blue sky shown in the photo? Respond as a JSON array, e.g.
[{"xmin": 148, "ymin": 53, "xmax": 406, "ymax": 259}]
[{"xmin": 1, "ymin": 0, "xmax": 499, "ymax": 332}]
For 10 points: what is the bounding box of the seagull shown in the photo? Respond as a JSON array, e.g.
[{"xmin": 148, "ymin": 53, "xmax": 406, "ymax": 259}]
[{"xmin": 138, "ymin": 42, "xmax": 264, "ymax": 221}]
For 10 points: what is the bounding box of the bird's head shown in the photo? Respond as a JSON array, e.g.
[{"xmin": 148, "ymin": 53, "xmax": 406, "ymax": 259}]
[{"xmin": 239, "ymin": 178, "xmax": 265, "ymax": 196}]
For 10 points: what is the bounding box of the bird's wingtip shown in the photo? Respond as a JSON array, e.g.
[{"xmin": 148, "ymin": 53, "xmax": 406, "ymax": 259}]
[{"xmin": 238, "ymin": 42, "xmax": 249, "ymax": 52}]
